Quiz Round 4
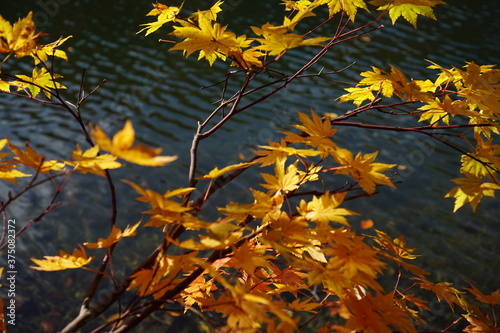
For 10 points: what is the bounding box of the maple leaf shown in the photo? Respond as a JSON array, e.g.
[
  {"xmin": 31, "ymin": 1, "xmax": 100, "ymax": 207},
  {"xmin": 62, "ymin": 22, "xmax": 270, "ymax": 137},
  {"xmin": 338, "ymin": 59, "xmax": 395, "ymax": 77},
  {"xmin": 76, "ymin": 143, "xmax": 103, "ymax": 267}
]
[
  {"xmin": 254, "ymin": 139, "xmax": 322, "ymax": 166},
  {"xmin": 252, "ymin": 140, "xmax": 289, "ymax": 167},
  {"xmin": 260, "ymin": 159, "xmax": 301, "ymax": 194},
  {"xmin": 445, "ymin": 173, "xmax": 500, "ymax": 212},
  {"xmin": 123, "ymin": 180, "xmax": 195, "ymax": 214},
  {"xmin": 369, "ymin": 0, "xmax": 446, "ymax": 28},
  {"xmin": 30, "ymin": 245, "xmax": 94, "ymax": 271},
  {"xmin": 228, "ymin": 241, "xmax": 273, "ymax": 275},
  {"xmin": 419, "ymin": 95, "xmax": 476, "ymax": 126},
  {"xmin": 298, "ymin": 192, "xmax": 357, "ymax": 226},
  {"xmin": 91, "ymin": 120, "xmax": 177, "ymax": 166},
  {"xmin": 282, "ymin": 1, "xmax": 321, "ymax": 30},
  {"xmin": 333, "ymin": 149, "xmax": 397, "ymax": 195},
  {"xmin": 170, "ymin": 14, "xmax": 249, "ymax": 66},
  {"xmin": 0, "ymin": 78, "xmax": 11, "ymax": 92},
  {"xmin": 128, "ymin": 251, "xmax": 197, "ymax": 299},
  {"xmin": 8, "ymin": 141, "xmax": 64, "ymax": 173},
  {"xmin": 373, "ymin": 229, "xmax": 419, "ymax": 260},
  {"xmin": 137, "ymin": 3, "xmax": 182, "ymax": 36},
  {"xmin": 181, "ymin": 275, "xmax": 217, "ymax": 308},
  {"xmin": 251, "ymin": 22, "xmax": 330, "ymax": 56},
  {"xmin": 287, "ymin": 297, "xmax": 322, "ymax": 312},
  {"xmin": 189, "ymin": 0, "xmax": 224, "ymax": 22},
  {"xmin": 0, "ymin": 138, "xmax": 31, "ymax": 184},
  {"xmin": 0, "ymin": 11, "xmax": 47, "ymax": 58},
  {"xmin": 14, "ymin": 67, "xmax": 66, "ymax": 98},
  {"xmin": 65, "ymin": 144, "xmax": 122, "ymax": 177},
  {"xmin": 292, "ymin": 110, "xmax": 338, "ymax": 138},
  {"xmin": 32, "ymin": 35, "xmax": 72, "ymax": 65},
  {"xmin": 321, "ymin": 0, "xmax": 370, "ymax": 22},
  {"xmin": 282, "ymin": 110, "xmax": 339, "ymax": 156},
  {"xmin": 418, "ymin": 97, "xmax": 450, "ymax": 126},
  {"xmin": 340, "ymin": 65, "xmax": 435, "ymax": 105},
  {"xmin": 84, "ymin": 221, "xmax": 141, "ymax": 249},
  {"xmin": 460, "ymin": 154, "xmax": 495, "ymax": 179},
  {"xmin": 196, "ymin": 161, "xmax": 255, "ymax": 180},
  {"xmin": 324, "ymin": 228, "xmax": 386, "ymax": 282},
  {"xmin": 466, "ymin": 283, "xmax": 500, "ymax": 306},
  {"xmin": 272, "ymin": 266, "xmax": 308, "ymax": 289},
  {"xmin": 462, "ymin": 314, "xmax": 497, "ymax": 333},
  {"xmin": 282, "ymin": 0, "xmax": 314, "ymax": 12},
  {"xmin": 416, "ymin": 278, "xmax": 464, "ymax": 309},
  {"xmin": 339, "ymin": 86, "xmax": 376, "ymax": 106}
]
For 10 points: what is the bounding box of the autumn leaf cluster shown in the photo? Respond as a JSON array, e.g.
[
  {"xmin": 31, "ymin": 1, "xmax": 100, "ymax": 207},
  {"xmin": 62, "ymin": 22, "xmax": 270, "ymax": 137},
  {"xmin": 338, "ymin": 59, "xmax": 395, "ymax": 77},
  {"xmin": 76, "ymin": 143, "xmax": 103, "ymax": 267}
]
[
  {"xmin": 1, "ymin": 1, "xmax": 499, "ymax": 332},
  {"xmin": 340, "ymin": 61, "xmax": 500, "ymax": 211},
  {"xmin": 138, "ymin": 0, "xmax": 445, "ymax": 68}
]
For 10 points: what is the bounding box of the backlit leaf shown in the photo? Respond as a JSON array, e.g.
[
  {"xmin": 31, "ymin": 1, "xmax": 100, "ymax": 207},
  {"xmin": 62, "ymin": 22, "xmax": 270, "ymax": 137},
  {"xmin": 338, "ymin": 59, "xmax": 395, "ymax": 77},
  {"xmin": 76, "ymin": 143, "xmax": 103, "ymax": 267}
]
[
  {"xmin": 30, "ymin": 245, "xmax": 93, "ymax": 271},
  {"xmin": 8, "ymin": 142, "xmax": 64, "ymax": 173},
  {"xmin": 91, "ymin": 120, "xmax": 177, "ymax": 166},
  {"xmin": 445, "ymin": 173, "xmax": 500, "ymax": 212},
  {"xmin": 65, "ymin": 144, "xmax": 122, "ymax": 177},
  {"xmin": 369, "ymin": 0, "xmax": 446, "ymax": 28},
  {"xmin": 84, "ymin": 221, "xmax": 141, "ymax": 249},
  {"xmin": 14, "ymin": 67, "xmax": 66, "ymax": 98}
]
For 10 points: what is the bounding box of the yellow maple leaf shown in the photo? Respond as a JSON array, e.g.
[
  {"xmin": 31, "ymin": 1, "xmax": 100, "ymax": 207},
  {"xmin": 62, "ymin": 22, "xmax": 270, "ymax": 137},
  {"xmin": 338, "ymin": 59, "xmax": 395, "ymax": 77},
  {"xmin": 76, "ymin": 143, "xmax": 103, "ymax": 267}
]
[
  {"xmin": 339, "ymin": 86, "xmax": 376, "ymax": 107},
  {"xmin": 137, "ymin": 3, "xmax": 182, "ymax": 36},
  {"xmin": 293, "ymin": 110, "xmax": 337, "ymax": 138},
  {"xmin": 251, "ymin": 22, "xmax": 330, "ymax": 56},
  {"xmin": 282, "ymin": 0, "xmax": 314, "ymax": 12},
  {"xmin": 188, "ymin": 0, "xmax": 224, "ymax": 22},
  {"xmin": 369, "ymin": 0, "xmax": 446, "ymax": 28},
  {"xmin": 8, "ymin": 142, "xmax": 64, "ymax": 173},
  {"xmin": 170, "ymin": 14, "xmax": 249, "ymax": 66},
  {"xmin": 341, "ymin": 65, "xmax": 435, "ymax": 105},
  {"xmin": 0, "ymin": 11, "xmax": 47, "ymax": 58},
  {"xmin": 65, "ymin": 144, "xmax": 122, "ymax": 177},
  {"xmin": 260, "ymin": 159, "xmax": 301, "ymax": 194},
  {"xmin": 460, "ymin": 154, "xmax": 494, "ymax": 179},
  {"xmin": 14, "ymin": 67, "xmax": 66, "ymax": 98},
  {"xmin": 32, "ymin": 35, "xmax": 72, "ymax": 65},
  {"xmin": 196, "ymin": 161, "xmax": 255, "ymax": 180},
  {"xmin": 0, "ymin": 78, "xmax": 11, "ymax": 92},
  {"xmin": 298, "ymin": 192, "xmax": 357, "ymax": 225},
  {"xmin": 445, "ymin": 173, "xmax": 500, "ymax": 212},
  {"xmin": 321, "ymin": 0, "xmax": 369, "ymax": 22},
  {"xmin": 123, "ymin": 180, "xmax": 194, "ymax": 208},
  {"xmin": 30, "ymin": 245, "xmax": 93, "ymax": 271},
  {"xmin": 254, "ymin": 139, "xmax": 322, "ymax": 166},
  {"xmin": 90, "ymin": 120, "xmax": 177, "ymax": 166},
  {"xmin": 84, "ymin": 221, "xmax": 141, "ymax": 249},
  {"xmin": 333, "ymin": 149, "xmax": 397, "ymax": 194},
  {"xmin": 419, "ymin": 95, "xmax": 475, "ymax": 126}
]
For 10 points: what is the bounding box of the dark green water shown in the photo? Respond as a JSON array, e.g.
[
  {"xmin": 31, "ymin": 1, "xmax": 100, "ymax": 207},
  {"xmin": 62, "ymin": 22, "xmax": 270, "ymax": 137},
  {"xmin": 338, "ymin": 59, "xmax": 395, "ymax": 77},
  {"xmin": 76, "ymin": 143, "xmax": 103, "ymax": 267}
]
[{"xmin": 1, "ymin": 1, "xmax": 499, "ymax": 331}]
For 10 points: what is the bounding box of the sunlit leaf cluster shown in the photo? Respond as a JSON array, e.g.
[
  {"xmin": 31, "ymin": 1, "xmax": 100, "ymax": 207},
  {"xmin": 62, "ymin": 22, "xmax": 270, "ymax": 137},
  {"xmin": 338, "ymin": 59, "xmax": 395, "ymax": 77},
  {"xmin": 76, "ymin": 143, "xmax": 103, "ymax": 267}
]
[
  {"xmin": 1, "ymin": 1, "xmax": 499, "ymax": 332},
  {"xmin": 138, "ymin": 0, "xmax": 445, "ymax": 68}
]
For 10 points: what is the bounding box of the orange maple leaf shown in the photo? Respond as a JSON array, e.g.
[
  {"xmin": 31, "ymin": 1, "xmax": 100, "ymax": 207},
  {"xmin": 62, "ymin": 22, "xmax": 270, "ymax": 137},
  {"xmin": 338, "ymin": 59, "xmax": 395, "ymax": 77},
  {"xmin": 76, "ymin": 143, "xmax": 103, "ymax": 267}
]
[
  {"xmin": 30, "ymin": 245, "xmax": 93, "ymax": 271},
  {"xmin": 84, "ymin": 221, "xmax": 141, "ymax": 249},
  {"xmin": 8, "ymin": 141, "xmax": 64, "ymax": 173}
]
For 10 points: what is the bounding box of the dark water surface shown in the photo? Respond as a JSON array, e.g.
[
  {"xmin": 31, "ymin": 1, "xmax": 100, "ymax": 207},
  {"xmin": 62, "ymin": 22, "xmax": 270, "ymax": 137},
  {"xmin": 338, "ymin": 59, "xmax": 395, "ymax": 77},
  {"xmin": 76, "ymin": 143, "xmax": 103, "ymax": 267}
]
[{"xmin": 1, "ymin": 0, "xmax": 499, "ymax": 331}]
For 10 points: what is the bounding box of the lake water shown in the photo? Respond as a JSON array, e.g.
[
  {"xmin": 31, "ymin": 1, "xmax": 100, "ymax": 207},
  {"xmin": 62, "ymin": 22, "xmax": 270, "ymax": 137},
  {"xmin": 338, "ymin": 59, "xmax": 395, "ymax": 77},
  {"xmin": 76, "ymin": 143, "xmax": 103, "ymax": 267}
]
[{"xmin": 1, "ymin": 0, "xmax": 499, "ymax": 331}]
